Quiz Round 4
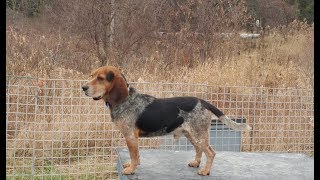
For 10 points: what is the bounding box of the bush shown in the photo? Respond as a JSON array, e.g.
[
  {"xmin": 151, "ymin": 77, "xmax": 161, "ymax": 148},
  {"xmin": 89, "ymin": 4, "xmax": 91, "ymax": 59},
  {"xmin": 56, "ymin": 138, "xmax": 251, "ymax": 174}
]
[
  {"xmin": 6, "ymin": 0, "xmax": 49, "ymax": 17},
  {"xmin": 297, "ymin": 0, "xmax": 314, "ymax": 23}
]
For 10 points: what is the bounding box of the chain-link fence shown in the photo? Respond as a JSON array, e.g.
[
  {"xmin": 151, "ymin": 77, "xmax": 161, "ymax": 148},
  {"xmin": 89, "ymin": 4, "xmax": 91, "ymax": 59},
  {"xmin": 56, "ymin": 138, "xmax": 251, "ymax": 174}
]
[{"xmin": 6, "ymin": 76, "xmax": 314, "ymax": 179}]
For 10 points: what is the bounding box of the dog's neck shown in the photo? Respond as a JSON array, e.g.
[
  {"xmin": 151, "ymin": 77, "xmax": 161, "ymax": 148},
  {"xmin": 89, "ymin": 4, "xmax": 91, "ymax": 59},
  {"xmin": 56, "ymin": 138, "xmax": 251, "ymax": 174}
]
[
  {"xmin": 105, "ymin": 87, "xmax": 136, "ymax": 109},
  {"xmin": 107, "ymin": 87, "xmax": 142, "ymax": 121},
  {"xmin": 104, "ymin": 93, "xmax": 127, "ymax": 109}
]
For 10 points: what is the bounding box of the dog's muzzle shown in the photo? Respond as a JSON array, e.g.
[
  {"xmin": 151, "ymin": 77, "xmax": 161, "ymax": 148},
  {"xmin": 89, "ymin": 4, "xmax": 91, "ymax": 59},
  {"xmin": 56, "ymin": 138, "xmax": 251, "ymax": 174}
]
[{"xmin": 81, "ymin": 85, "xmax": 102, "ymax": 100}]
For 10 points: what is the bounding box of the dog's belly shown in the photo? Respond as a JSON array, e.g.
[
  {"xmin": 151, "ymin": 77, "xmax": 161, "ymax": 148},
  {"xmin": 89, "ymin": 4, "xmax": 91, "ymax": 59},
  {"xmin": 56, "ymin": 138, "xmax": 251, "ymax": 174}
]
[{"xmin": 138, "ymin": 127, "xmax": 176, "ymax": 137}]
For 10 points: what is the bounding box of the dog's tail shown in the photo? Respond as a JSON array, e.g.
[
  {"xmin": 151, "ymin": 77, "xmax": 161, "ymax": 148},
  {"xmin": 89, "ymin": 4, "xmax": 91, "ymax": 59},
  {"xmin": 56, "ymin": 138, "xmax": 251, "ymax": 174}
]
[{"xmin": 200, "ymin": 99, "xmax": 251, "ymax": 131}]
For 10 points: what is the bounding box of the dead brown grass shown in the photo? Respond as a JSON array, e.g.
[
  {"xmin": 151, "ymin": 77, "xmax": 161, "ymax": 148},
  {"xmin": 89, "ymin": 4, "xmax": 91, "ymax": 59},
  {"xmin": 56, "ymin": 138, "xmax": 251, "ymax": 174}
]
[
  {"xmin": 6, "ymin": 13, "xmax": 313, "ymax": 89},
  {"xmin": 121, "ymin": 21, "xmax": 313, "ymax": 90}
]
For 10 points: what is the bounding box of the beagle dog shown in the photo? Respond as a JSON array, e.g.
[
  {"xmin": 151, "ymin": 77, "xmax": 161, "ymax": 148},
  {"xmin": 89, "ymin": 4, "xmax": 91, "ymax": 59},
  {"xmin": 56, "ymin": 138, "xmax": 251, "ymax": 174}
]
[{"xmin": 82, "ymin": 66, "xmax": 251, "ymax": 176}]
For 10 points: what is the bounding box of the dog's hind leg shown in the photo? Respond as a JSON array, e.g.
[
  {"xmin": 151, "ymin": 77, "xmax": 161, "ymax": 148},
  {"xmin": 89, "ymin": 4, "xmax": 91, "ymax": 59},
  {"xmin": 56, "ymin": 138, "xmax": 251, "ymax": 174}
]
[
  {"xmin": 197, "ymin": 131, "xmax": 215, "ymax": 176},
  {"xmin": 184, "ymin": 131, "xmax": 202, "ymax": 168}
]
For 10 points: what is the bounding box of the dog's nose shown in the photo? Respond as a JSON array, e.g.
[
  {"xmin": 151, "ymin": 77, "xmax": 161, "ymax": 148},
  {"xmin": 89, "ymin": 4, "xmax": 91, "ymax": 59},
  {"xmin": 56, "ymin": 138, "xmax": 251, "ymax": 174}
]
[{"xmin": 82, "ymin": 85, "xmax": 89, "ymax": 91}]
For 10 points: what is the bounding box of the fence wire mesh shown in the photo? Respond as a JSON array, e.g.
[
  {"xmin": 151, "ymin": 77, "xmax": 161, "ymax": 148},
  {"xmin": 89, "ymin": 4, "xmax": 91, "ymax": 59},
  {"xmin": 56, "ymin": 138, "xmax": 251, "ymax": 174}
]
[{"xmin": 6, "ymin": 76, "xmax": 314, "ymax": 179}]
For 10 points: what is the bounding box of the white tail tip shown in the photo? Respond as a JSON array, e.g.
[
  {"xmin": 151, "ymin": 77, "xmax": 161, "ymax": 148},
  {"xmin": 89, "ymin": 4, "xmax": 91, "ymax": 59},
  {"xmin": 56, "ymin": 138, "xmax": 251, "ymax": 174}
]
[{"xmin": 218, "ymin": 115, "xmax": 252, "ymax": 131}]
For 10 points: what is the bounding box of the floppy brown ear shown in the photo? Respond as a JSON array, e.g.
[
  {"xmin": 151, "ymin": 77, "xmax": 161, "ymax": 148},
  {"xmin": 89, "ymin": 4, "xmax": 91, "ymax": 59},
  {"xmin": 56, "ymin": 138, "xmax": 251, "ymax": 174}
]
[
  {"xmin": 121, "ymin": 73, "xmax": 129, "ymax": 87},
  {"xmin": 107, "ymin": 75, "xmax": 129, "ymax": 106}
]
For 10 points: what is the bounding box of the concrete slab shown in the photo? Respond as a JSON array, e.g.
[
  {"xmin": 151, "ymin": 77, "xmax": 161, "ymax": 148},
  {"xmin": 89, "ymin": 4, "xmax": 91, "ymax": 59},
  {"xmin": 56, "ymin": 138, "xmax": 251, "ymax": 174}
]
[{"xmin": 117, "ymin": 148, "xmax": 313, "ymax": 180}]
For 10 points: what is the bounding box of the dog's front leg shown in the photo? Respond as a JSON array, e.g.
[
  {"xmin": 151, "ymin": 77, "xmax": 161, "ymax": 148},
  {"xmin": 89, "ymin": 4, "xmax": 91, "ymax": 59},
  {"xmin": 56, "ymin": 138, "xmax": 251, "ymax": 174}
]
[{"xmin": 122, "ymin": 135, "xmax": 139, "ymax": 175}]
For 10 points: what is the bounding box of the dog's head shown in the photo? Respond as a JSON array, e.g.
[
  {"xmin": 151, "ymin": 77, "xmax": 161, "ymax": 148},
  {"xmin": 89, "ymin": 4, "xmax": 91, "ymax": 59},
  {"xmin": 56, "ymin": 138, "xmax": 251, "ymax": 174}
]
[{"xmin": 82, "ymin": 66, "xmax": 129, "ymax": 106}]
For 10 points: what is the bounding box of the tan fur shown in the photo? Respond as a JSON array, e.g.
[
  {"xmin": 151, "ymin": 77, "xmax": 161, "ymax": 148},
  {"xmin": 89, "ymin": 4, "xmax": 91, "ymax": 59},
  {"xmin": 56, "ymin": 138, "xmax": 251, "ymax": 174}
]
[{"xmin": 83, "ymin": 66, "xmax": 129, "ymax": 106}]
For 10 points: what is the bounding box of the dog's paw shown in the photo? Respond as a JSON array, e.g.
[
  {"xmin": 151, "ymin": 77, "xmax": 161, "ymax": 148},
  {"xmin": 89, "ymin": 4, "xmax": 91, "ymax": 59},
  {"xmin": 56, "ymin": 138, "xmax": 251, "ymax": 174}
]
[
  {"xmin": 198, "ymin": 169, "xmax": 210, "ymax": 176},
  {"xmin": 123, "ymin": 160, "xmax": 140, "ymax": 168},
  {"xmin": 188, "ymin": 160, "xmax": 200, "ymax": 168},
  {"xmin": 122, "ymin": 167, "xmax": 135, "ymax": 175},
  {"xmin": 123, "ymin": 162, "xmax": 131, "ymax": 168}
]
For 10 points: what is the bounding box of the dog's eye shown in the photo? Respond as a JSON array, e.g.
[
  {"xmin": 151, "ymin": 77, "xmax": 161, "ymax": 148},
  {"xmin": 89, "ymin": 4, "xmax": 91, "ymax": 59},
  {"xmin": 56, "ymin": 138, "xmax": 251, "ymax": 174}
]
[{"xmin": 97, "ymin": 77, "xmax": 104, "ymax": 81}]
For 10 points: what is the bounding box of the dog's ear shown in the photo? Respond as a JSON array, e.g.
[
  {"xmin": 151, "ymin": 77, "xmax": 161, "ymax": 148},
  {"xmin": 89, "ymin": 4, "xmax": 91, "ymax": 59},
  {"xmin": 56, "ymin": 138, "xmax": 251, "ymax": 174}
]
[
  {"xmin": 107, "ymin": 72, "xmax": 129, "ymax": 106},
  {"xmin": 106, "ymin": 71, "xmax": 115, "ymax": 82},
  {"xmin": 121, "ymin": 73, "xmax": 129, "ymax": 87}
]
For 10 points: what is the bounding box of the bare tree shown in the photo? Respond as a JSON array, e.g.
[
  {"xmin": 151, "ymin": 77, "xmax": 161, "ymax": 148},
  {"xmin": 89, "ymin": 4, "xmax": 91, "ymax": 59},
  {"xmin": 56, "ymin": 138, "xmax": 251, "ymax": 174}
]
[{"xmin": 48, "ymin": 0, "xmax": 250, "ymax": 67}]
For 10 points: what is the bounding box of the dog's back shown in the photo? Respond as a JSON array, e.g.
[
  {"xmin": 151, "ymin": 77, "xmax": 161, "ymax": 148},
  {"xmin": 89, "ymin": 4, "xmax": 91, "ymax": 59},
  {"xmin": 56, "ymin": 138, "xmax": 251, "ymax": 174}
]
[{"xmin": 110, "ymin": 87, "xmax": 250, "ymax": 138}]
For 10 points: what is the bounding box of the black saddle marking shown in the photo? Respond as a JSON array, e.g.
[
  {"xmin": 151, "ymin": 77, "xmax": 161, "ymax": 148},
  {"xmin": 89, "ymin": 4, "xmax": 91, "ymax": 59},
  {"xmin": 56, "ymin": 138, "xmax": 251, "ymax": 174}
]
[{"xmin": 136, "ymin": 97, "xmax": 199, "ymax": 133}]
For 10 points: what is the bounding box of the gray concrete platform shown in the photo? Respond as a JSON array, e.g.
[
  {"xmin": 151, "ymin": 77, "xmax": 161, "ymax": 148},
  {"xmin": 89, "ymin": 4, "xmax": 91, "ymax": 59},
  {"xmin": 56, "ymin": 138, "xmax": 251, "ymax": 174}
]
[{"xmin": 117, "ymin": 148, "xmax": 314, "ymax": 180}]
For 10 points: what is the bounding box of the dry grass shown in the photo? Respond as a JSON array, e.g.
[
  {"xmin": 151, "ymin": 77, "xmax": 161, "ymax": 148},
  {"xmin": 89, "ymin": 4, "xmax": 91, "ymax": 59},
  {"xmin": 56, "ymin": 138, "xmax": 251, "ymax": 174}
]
[
  {"xmin": 121, "ymin": 21, "xmax": 313, "ymax": 89},
  {"xmin": 6, "ymin": 15, "xmax": 313, "ymax": 89}
]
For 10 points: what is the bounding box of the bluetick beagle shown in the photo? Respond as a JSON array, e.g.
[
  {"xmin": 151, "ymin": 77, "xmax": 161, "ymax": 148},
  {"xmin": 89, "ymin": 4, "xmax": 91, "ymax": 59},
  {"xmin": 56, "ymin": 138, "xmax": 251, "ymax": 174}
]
[{"xmin": 82, "ymin": 66, "xmax": 251, "ymax": 176}]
